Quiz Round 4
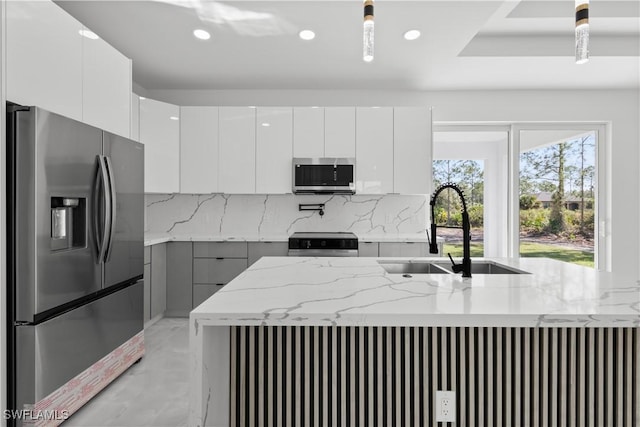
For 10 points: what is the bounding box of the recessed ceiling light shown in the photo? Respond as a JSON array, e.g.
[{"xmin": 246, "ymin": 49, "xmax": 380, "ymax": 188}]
[
  {"xmin": 193, "ymin": 29, "xmax": 211, "ymax": 40},
  {"xmin": 261, "ymin": 122, "xmax": 271, "ymax": 127},
  {"xmin": 403, "ymin": 30, "xmax": 421, "ymax": 41},
  {"xmin": 170, "ymin": 116, "xmax": 179, "ymax": 121},
  {"xmin": 299, "ymin": 30, "xmax": 315, "ymax": 41},
  {"xmin": 78, "ymin": 29, "xmax": 99, "ymax": 40}
]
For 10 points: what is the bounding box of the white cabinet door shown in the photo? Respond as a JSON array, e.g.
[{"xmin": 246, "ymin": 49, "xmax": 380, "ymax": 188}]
[
  {"xmin": 394, "ymin": 107, "xmax": 432, "ymax": 194},
  {"xmin": 7, "ymin": 0, "xmax": 83, "ymax": 120},
  {"xmin": 180, "ymin": 106, "xmax": 219, "ymax": 194},
  {"xmin": 219, "ymin": 107, "xmax": 256, "ymax": 194},
  {"xmin": 82, "ymin": 31, "xmax": 132, "ymax": 137},
  {"xmin": 293, "ymin": 107, "xmax": 324, "ymax": 158},
  {"xmin": 256, "ymin": 107, "xmax": 293, "ymax": 193},
  {"xmin": 355, "ymin": 107, "xmax": 394, "ymax": 194},
  {"xmin": 325, "ymin": 107, "xmax": 356, "ymax": 158},
  {"xmin": 131, "ymin": 93, "xmax": 140, "ymax": 142},
  {"xmin": 140, "ymin": 98, "xmax": 180, "ymax": 193}
]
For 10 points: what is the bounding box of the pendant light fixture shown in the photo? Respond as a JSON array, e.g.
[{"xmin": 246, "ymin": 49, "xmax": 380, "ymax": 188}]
[
  {"xmin": 363, "ymin": 0, "xmax": 374, "ymax": 62},
  {"xmin": 575, "ymin": 0, "xmax": 589, "ymax": 64}
]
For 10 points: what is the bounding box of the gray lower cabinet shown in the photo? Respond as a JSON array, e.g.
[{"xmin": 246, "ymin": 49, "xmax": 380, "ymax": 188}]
[
  {"xmin": 150, "ymin": 243, "xmax": 167, "ymax": 318},
  {"xmin": 247, "ymin": 242, "xmax": 289, "ymax": 266},
  {"xmin": 143, "ymin": 247, "xmax": 151, "ymax": 322},
  {"xmin": 193, "ymin": 258, "xmax": 248, "ymax": 284},
  {"xmin": 193, "ymin": 241, "xmax": 247, "ymax": 258},
  {"xmin": 378, "ymin": 242, "xmax": 428, "ymax": 257},
  {"xmin": 192, "ymin": 284, "xmax": 221, "ymax": 309},
  {"xmin": 358, "ymin": 241, "xmax": 379, "ymax": 257},
  {"xmin": 192, "ymin": 242, "xmax": 248, "ymax": 308},
  {"xmin": 166, "ymin": 241, "xmax": 193, "ymax": 317}
]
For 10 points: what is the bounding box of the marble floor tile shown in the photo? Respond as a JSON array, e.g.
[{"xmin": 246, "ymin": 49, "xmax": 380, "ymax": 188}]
[{"xmin": 63, "ymin": 318, "xmax": 189, "ymax": 427}]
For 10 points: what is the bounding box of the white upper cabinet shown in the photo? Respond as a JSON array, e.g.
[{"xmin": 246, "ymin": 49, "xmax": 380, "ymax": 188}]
[
  {"xmin": 82, "ymin": 30, "xmax": 132, "ymax": 137},
  {"xmin": 180, "ymin": 106, "xmax": 219, "ymax": 194},
  {"xmin": 256, "ymin": 107, "xmax": 293, "ymax": 193},
  {"xmin": 325, "ymin": 107, "xmax": 356, "ymax": 158},
  {"xmin": 355, "ymin": 107, "xmax": 394, "ymax": 194},
  {"xmin": 219, "ymin": 107, "xmax": 256, "ymax": 194},
  {"xmin": 293, "ymin": 107, "xmax": 324, "ymax": 158},
  {"xmin": 6, "ymin": 1, "xmax": 131, "ymax": 134},
  {"xmin": 393, "ymin": 107, "xmax": 432, "ymax": 194},
  {"xmin": 7, "ymin": 0, "xmax": 83, "ymax": 120},
  {"xmin": 140, "ymin": 98, "xmax": 180, "ymax": 193}
]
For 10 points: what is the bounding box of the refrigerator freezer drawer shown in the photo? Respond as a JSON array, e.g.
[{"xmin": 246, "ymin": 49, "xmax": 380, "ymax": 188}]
[{"xmin": 14, "ymin": 280, "xmax": 143, "ymax": 411}]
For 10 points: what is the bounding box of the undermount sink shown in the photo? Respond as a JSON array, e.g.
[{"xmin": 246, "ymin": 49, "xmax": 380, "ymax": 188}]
[
  {"xmin": 377, "ymin": 261, "xmax": 451, "ymax": 274},
  {"xmin": 378, "ymin": 260, "xmax": 530, "ymax": 275},
  {"xmin": 432, "ymin": 260, "xmax": 531, "ymax": 275}
]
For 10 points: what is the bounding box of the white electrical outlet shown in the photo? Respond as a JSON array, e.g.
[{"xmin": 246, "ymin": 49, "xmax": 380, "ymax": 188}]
[{"xmin": 435, "ymin": 390, "xmax": 456, "ymax": 423}]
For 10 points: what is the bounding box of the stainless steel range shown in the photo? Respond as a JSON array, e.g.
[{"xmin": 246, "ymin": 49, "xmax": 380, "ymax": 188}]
[{"xmin": 288, "ymin": 232, "xmax": 359, "ymax": 257}]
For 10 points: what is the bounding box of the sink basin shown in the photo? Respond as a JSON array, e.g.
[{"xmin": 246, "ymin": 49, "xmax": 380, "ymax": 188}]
[
  {"xmin": 432, "ymin": 261, "xmax": 530, "ymax": 275},
  {"xmin": 377, "ymin": 261, "xmax": 451, "ymax": 274}
]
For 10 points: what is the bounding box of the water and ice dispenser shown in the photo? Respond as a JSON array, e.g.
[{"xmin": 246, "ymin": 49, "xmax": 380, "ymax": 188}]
[{"xmin": 51, "ymin": 197, "xmax": 86, "ymax": 251}]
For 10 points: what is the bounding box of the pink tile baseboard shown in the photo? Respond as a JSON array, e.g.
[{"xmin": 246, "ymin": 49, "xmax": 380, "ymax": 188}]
[{"xmin": 21, "ymin": 331, "xmax": 145, "ymax": 427}]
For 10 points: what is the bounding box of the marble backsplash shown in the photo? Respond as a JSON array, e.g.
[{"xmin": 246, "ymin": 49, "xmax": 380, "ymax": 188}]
[{"xmin": 145, "ymin": 193, "xmax": 427, "ymax": 238}]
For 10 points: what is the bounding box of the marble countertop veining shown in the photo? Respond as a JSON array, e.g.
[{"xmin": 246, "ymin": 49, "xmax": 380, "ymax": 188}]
[
  {"xmin": 190, "ymin": 256, "xmax": 640, "ymax": 328},
  {"xmin": 144, "ymin": 232, "xmax": 430, "ymax": 246}
]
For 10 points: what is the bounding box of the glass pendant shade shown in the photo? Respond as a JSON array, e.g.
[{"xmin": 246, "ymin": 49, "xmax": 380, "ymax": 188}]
[
  {"xmin": 363, "ymin": 20, "xmax": 374, "ymax": 62},
  {"xmin": 575, "ymin": 0, "xmax": 589, "ymax": 64},
  {"xmin": 363, "ymin": 0, "xmax": 374, "ymax": 62}
]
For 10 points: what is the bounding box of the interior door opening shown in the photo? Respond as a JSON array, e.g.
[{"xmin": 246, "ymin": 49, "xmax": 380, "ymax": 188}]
[{"xmin": 433, "ymin": 130, "xmax": 509, "ymax": 258}]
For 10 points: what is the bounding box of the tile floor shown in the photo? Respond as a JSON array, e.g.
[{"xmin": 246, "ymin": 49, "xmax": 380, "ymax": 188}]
[{"xmin": 64, "ymin": 318, "xmax": 189, "ymax": 427}]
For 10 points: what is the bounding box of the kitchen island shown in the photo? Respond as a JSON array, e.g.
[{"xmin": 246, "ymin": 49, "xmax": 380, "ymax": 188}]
[{"xmin": 189, "ymin": 256, "xmax": 640, "ymax": 427}]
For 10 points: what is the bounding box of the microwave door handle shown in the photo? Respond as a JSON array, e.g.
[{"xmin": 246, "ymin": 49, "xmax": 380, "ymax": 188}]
[
  {"xmin": 103, "ymin": 156, "xmax": 117, "ymax": 262},
  {"xmin": 94, "ymin": 155, "xmax": 111, "ymax": 263}
]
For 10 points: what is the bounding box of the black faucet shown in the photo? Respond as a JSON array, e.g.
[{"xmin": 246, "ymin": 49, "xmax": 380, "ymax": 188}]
[{"xmin": 428, "ymin": 182, "xmax": 472, "ymax": 278}]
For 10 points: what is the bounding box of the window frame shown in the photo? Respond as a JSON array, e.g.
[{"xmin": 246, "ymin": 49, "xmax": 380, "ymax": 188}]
[
  {"xmin": 511, "ymin": 123, "xmax": 609, "ymax": 271},
  {"xmin": 434, "ymin": 121, "xmax": 610, "ymax": 271}
]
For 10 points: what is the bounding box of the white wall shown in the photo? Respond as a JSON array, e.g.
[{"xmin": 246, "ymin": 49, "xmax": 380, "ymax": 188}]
[{"xmin": 145, "ymin": 88, "xmax": 640, "ymax": 278}]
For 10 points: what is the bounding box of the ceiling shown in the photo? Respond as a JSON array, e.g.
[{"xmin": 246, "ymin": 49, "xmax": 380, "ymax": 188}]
[{"xmin": 55, "ymin": 0, "xmax": 640, "ymax": 91}]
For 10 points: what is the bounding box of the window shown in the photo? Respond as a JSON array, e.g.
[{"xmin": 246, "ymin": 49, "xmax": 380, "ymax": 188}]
[
  {"xmin": 518, "ymin": 130, "xmax": 597, "ymax": 267},
  {"xmin": 433, "ymin": 159, "xmax": 485, "ymax": 257}
]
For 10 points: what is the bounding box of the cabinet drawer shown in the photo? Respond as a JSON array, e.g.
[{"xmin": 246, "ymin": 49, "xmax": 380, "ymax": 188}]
[
  {"xmin": 379, "ymin": 242, "xmax": 427, "ymax": 257},
  {"xmin": 248, "ymin": 242, "xmax": 289, "ymax": 266},
  {"xmin": 358, "ymin": 242, "xmax": 379, "ymax": 257},
  {"xmin": 193, "ymin": 242, "xmax": 248, "ymax": 258},
  {"xmin": 193, "ymin": 258, "xmax": 248, "ymax": 284},
  {"xmin": 144, "ymin": 246, "xmax": 151, "ymax": 264},
  {"xmin": 193, "ymin": 284, "xmax": 223, "ymax": 308}
]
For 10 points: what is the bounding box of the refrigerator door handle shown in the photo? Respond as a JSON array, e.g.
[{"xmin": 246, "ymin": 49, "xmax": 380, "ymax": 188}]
[
  {"xmin": 93, "ymin": 155, "xmax": 111, "ymax": 264},
  {"xmin": 104, "ymin": 156, "xmax": 117, "ymax": 262}
]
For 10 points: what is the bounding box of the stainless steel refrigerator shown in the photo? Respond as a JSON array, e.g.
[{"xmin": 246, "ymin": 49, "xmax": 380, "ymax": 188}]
[{"xmin": 6, "ymin": 104, "xmax": 144, "ymax": 423}]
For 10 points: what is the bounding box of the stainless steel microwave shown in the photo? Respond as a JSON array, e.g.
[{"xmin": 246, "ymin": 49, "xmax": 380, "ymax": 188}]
[{"xmin": 292, "ymin": 157, "xmax": 356, "ymax": 194}]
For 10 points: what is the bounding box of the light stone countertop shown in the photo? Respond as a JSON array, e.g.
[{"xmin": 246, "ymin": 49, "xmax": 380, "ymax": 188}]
[
  {"xmin": 187, "ymin": 255, "xmax": 640, "ymax": 427},
  {"xmin": 190, "ymin": 256, "xmax": 640, "ymax": 328},
  {"xmin": 144, "ymin": 232, "xmax": 430, "ymax": 246}
]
